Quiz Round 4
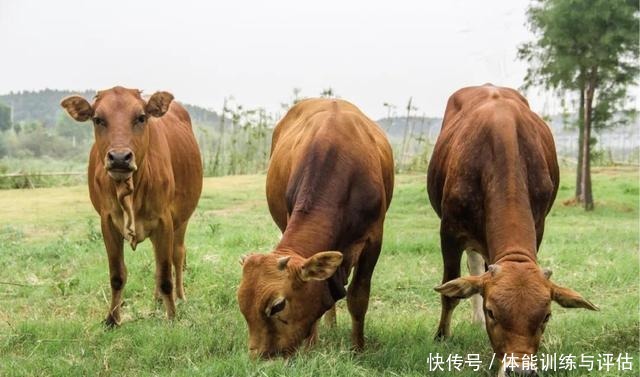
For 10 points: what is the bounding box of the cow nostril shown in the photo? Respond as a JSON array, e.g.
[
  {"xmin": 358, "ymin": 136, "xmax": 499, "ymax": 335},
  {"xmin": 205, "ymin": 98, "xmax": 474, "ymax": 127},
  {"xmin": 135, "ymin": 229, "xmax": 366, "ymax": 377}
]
[
  {"xmin": 107, "ymin": 152, "xmax": 115, "ymax": 161},
  {"xmin": 124, "ymin": 152, "xmax": 133, "ymax": 163}
]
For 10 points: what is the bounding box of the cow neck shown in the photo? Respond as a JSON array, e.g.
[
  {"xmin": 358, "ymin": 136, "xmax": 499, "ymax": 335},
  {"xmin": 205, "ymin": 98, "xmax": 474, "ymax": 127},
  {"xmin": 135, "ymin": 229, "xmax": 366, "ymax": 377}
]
[
  {"xmin": 273, "ymin": 211, "xmax": 347, "ymax": 304},
  {"xmin": 493, "ymin": 249, "xmax": 537, "ymax": 265},
  {"xmin": 484, "ymin": 197, "xmax": 538, "ymax": 264},
  {"xmin": 274, "ymin": 209, "xmax": 348, "ymax": 303},
  {"xmin": 480, "ymin": 123, "xmax": 540, "ymax": 264},
  {"xmin": 274, "ymin": 210, "xmax": 338, "ymax": 259},
  {"xmin": 483, "ymin": 170, "xmax": 538, "ymax": 264}
]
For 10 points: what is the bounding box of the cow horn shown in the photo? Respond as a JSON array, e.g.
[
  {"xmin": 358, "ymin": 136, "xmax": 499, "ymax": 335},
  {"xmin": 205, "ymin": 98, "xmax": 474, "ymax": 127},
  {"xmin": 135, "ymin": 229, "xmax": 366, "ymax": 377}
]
[
  {"xmin": 488, "ymin": 264, "xmax": 501, "ymax": 276},
  {"xmin": 239, "ymin": 254, "xmax": 248, "ymax": 266},
  {"xmin": 543, "ymin": 268, "xmax": 553, "ymax": 279},
  {"xmin": 277, "ymin": 256, "xmax": 291, "ymax": 270}
]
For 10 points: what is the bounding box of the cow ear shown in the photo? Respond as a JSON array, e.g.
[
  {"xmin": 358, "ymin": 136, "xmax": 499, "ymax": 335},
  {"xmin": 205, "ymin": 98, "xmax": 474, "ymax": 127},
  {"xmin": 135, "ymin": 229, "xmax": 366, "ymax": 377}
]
[
  {"xmin": 145, "ymin": 91, "xmax": 174, "ymax": 117},
  {"xmin": 60, "ymin": 96, "xmax": 93, "ymax": 122},
  {"xmin": 300, "ymin": 251, "xmax": 343, "ymax": 281},
  {"xmin": 434, "ymin": 275, "xmax": 484, "ymax": 299},
  {"xmin": 552, "ymin": 283, "xmax": 599, "ymax": 311}
]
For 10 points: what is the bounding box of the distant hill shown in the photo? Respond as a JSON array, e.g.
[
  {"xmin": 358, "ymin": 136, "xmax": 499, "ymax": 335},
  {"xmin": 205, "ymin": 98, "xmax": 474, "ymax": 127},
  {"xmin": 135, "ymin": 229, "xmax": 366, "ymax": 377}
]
[{"xmin": 0, "ymin": 89, "xmax": 222, "ymax": 128}]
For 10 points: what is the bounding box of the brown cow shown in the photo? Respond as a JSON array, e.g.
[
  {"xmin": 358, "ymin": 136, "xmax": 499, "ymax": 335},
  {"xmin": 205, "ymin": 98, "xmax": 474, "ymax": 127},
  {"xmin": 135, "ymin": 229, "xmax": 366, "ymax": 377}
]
[
  {"xmin": 427, "ymin": 85, "xmax": 597, "ymax": 376},
  {"xmin": 61, "ymin": 86, "xmax": 202, "ymax": 326},
  {"xmin": 237, "ymin": 98, "xmax": 394, "ymax": 358}
]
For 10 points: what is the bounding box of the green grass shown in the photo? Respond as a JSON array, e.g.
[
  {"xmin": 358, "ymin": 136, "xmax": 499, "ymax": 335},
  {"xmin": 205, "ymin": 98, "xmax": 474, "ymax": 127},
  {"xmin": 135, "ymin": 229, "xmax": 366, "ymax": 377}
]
[{"xmin": 0, "ymin": 168, "xmax": 638, "ymax": 376}]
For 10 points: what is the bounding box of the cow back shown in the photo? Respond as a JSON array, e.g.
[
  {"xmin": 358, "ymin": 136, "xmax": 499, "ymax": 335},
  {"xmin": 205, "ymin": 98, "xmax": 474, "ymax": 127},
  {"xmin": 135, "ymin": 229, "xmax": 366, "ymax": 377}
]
[{"xmin": 427, "ymin": 85, "xmax": 559, "ymax": 254}]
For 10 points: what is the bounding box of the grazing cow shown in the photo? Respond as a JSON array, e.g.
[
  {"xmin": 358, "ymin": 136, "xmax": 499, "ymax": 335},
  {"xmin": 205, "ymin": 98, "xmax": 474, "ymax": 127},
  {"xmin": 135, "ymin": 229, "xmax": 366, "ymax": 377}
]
[
  {"xmin": 61, "ymin": 86, "xmax": 202, "ymax": 326},
  {"xmin": 237, "ymin": 98, "xmax": 394, "ymax": 358},
  {"xmin": 427, "ymin": 85, "xmax": 597, "ymax": 376}
]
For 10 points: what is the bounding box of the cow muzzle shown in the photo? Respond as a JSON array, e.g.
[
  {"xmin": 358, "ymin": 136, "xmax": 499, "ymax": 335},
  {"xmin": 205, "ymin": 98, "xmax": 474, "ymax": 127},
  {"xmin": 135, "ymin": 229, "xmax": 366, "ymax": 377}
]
[
  {"xmin": 499, "ymin": 355, "xmax": 539, "ymax": 377},
  {"xmin": 105, "ymin": 148, "xmax": 137, "ymax": 180},
  {"xmin": 504, "ymin": 366, "xmax": 538, "ymax": 377}
]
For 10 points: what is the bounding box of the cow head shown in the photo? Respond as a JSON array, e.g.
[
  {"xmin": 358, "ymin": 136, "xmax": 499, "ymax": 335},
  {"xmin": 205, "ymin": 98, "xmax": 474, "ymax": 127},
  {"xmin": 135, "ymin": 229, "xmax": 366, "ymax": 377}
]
[
  {"xmin": 435, "ymin": 261, "xmax": 597, "ymax": 376},
  {"xmin": 60, "ymin": 86, "xmax": 174, "ymax": 181},
  {"xmin": 237, "ymin": 251, "xmax": 342, "ymax": 359}
]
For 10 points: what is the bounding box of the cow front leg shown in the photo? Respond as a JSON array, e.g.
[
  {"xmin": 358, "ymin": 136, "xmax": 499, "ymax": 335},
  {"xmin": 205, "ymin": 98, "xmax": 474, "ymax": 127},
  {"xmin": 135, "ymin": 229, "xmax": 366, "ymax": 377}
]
[
  {"xmin": 172, "ymin": 223, "xmax": 188, "ymax": 300},
  {"xmin": 150, "ymin": 216, "xmax": 176, "ymax": 320},
  {"xmin": 435, "ymin": 226, "xmax": 463, "ymax": 340},
  {"xmin": 347, "ymin": 238, "xmax": 381, "ymax": 352},
  {"xmin": 101, "ymin": 217, "xmax": 126, "ymax": 327}
]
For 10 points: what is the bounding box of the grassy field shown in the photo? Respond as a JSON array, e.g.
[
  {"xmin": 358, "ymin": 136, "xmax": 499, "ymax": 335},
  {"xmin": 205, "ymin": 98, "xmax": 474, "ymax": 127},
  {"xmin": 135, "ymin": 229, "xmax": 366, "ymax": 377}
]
[{"xmin": 0, "ymin": 168, "xmax": 638, "ymax": 376}]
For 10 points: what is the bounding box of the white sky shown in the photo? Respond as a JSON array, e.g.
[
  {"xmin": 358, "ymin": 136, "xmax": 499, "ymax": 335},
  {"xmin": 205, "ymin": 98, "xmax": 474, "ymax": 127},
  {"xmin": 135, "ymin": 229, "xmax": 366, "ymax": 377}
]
[{"xmin": 0, "ymin": 0, "xmax": 563, "ymax": 119}]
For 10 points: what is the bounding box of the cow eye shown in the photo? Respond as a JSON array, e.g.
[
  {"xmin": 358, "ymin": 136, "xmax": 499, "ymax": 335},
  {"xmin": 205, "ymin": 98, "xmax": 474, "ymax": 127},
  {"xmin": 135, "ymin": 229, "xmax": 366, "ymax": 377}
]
[
  {"xmin": 486, "ymin": 309, "xmax": 495, "ymax": 321},
  {"xmin": 93, "ymin": 117, "xmax": 105, "ymax": 127},
  {"xmin": 543, "ymin": 313, "xmax": 551, "ymax": 323},
  {"xmin": 135, "ymin": 114, "xmax": 147, "ymax": 125},
  {"xmin": 267, "ymin": 298, "xmax": 286, "ymax": 317}
]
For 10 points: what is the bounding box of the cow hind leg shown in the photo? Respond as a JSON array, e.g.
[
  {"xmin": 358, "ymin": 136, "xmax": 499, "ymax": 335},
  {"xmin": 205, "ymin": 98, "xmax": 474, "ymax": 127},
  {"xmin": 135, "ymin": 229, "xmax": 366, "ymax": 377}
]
[
  {"xmin": 101, "ymin": 218, "xmax": 127, "ymax": 328},
  {"xmin": 173, "ymin": 223, "xmax": 188, "ymax": 301},
  {"xmin": 347, "ymin": 237, "xmax": 382, "ymax": 352},
  {"xmin": 466, "ymin": 250, "xmax": 486, "ymax": 326},
  {"xmin": 435, "ymin": 228, "xmax": 463, "ymax": 340},
  {"xmin": 150, "ymin": 217, "xmax": 176, "ymax": 320}
]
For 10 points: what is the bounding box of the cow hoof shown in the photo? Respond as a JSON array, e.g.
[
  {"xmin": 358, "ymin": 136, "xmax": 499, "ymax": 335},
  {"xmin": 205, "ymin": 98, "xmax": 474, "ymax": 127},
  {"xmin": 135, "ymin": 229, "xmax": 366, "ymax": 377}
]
[
  {"xmin": 434, "ymin": 330, "xmax": 450, "ymax": 341},
  {"xmin": 351, "ymin": 338, "xmax": 364, "ymax": 353},
  {"xmin": 104, "ymin": 315, "xmax": 120, "ymax": 329}
]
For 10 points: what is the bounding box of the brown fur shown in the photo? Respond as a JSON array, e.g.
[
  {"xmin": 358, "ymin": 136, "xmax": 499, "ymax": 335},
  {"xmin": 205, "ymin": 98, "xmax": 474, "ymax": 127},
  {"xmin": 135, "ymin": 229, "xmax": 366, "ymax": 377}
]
[
  {"xmin": 237, "ymin": 98, "xmax": 394, "ymax": 358},
  {"xmin": 428, "ymin": 85, "xmax": 597, "ymax": 370},
  {"xmin": 61, "ymin": 86, "xmax": 203, "ymax": 326}
]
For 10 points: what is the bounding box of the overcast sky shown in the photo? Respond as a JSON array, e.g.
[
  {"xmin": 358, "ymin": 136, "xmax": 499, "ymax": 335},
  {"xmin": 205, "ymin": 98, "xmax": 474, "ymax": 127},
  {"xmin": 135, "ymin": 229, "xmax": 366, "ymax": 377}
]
[{"xmin": 1, "ymin": 0, "xmax": 563, "ymax": 119}]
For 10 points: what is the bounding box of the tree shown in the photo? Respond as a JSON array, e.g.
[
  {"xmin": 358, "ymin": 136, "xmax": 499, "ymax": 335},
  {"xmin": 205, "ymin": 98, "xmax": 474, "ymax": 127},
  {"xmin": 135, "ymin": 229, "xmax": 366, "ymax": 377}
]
[
  {"xmin": 55, "ymin": 111, "xmax": 92, "ymax": 146},
  {"xmin": 518, "ymin": 0, "xmax": 639, "ymax": 210},
  {"xmin": 0, "ymin": 102, "xmax": 11, "ymax": 132}
]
